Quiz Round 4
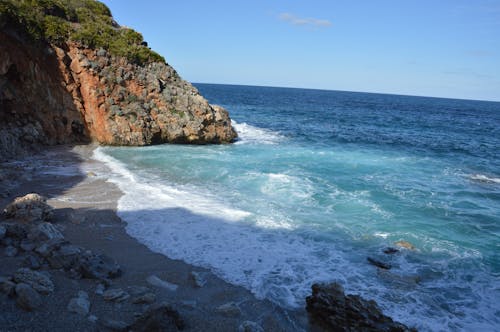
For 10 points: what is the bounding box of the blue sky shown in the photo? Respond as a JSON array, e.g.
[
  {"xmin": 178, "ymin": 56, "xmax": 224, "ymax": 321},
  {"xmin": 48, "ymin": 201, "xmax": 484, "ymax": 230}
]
[{"xmin": 100, "ymin": 0, "xmax": 500, "ymax": 101}]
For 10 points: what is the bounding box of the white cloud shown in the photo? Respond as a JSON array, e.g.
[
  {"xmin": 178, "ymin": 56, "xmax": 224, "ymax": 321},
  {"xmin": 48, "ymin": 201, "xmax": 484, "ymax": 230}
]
[{"xmin": 278, "ymin": 12, "xmax": 332, "ymax": 28}]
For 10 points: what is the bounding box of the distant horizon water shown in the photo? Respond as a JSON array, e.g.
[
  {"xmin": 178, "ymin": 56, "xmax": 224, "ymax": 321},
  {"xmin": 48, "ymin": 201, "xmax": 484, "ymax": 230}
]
[
  {"xmin": 193, "ymin": 82, "xmax": 500, "ymax": 104},
  {"xmin": 95, "ymin": 84, "xmax": 500, "ymax": 331}
]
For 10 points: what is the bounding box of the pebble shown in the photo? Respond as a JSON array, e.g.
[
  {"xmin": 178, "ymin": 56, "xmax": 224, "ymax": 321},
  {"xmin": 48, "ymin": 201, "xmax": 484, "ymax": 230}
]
[
  {"xmin": 190, "ymin": 271, "xmax": 207, "ymax": 288},
  {"xmin": 103, "ymin": 288, "xmax": 130, "ymax": 302},
  {"xmin": 146, "ymin": 275, "xmax": 178, "ymax": 291},
  {"xmin": 67, "ymin": 291, "xmax": 90, "ymax": 316},
  {"xmin": 216, "ymin": 302, "xmax": 241, "ymax": 317}
]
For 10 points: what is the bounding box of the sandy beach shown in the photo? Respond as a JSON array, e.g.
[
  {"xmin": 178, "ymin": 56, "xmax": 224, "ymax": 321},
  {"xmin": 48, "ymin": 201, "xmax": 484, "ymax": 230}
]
[{"xmin": 0, "ymin": 144, "xmax": 310, "ymax": 331}]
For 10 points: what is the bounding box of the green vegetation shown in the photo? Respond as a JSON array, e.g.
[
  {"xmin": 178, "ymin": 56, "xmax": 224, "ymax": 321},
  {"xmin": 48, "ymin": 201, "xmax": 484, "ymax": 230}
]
[{"xmin": 0, "ymin": 0, "xmax": 165, "ymax": 65}]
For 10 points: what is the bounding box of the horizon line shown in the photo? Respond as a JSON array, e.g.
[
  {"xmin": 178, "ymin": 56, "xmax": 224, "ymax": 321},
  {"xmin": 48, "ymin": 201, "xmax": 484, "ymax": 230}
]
[{"xmin": 193, "ymin": 82, "xmax": 500, "ymax": 104}]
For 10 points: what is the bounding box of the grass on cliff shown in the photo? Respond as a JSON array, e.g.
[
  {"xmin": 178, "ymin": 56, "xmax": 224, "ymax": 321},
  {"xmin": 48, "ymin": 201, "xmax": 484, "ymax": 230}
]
[{"xmin": 0, "ymin": 0, "xmax": 165, "ymax": 65}]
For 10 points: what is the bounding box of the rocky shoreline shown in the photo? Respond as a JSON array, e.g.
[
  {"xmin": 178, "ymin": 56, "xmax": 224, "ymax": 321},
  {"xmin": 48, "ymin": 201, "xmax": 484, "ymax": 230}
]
[
  {"xmin": 0, "ymin": 145, "xmax": 307, "ymax": 332},
  {"xmin": 0, "ymin": 145, "xmax": 417, "ymax": 332}
]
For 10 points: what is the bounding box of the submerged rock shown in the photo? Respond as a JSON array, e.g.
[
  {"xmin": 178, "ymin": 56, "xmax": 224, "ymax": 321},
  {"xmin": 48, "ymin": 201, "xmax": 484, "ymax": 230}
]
[
  {"xmin": 76, "ymin": 252, "xmax": 121, "ymax": 280},
  {"xmin": 395, "ymin": 241, "xmax": 415, "ymax": 250},
  {"xmin": 367, "ymin": 257, "xmax": 392, "ymax": 270},
  {"xmin": 3, "ymin": 193, "xmax": 54, "ymax": 222},
  {"xmin": 306, "ymin": 282, "xmax": 415, "ymax": 332}
]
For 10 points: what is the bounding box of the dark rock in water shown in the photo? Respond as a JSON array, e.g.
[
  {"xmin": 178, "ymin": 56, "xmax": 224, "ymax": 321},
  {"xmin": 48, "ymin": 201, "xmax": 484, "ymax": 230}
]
[
  {"xmin": 306, "ymin": 282, "xmax": 415, "ymax": 332},
  {"xmin": 367, "ymin": 257, "xmax": 392, "ymax": 270},
  {"xmin": 383, "ymin": 247, "xmax": 399, "ymax": 254},
  {"xmin": 75, "ymin": 252, "xmax": 121, "ymax": 280},
  {"xmin": 128, "ymin": 302, "xmax": 184, "ymax": 332},
  {"xmin": 15, "ymin": 283, "xmax": 42, "ymax": 311},
  {"xmin": 13, "ymin": 268, "xmax": 54, "ymax": 294}
]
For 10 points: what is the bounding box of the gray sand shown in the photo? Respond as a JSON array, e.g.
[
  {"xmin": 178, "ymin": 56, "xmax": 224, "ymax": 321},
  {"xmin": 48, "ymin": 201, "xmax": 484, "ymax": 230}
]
[{"xmin": 0, "ymin": 145, "xmax": 312, "ymax": 331}]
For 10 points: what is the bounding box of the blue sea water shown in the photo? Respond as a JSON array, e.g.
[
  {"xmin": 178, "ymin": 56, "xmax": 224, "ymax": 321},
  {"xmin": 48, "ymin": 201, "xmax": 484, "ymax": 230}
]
[{"xmin": 95, "ymin": 84, "xmax": 500, "ymax": 331}]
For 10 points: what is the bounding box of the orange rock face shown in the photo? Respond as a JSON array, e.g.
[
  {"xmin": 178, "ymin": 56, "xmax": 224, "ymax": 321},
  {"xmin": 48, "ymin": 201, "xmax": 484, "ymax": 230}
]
[{"xmin": 0, "ymin": 30, "xmax": 237, "ymax": 158}]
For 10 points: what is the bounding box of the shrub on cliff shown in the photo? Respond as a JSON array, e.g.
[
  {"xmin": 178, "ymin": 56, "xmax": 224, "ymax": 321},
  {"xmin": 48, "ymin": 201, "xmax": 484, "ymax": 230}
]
[{"xmin": 0, "ymin": 0, "xmax": 165, "ymax": 65}]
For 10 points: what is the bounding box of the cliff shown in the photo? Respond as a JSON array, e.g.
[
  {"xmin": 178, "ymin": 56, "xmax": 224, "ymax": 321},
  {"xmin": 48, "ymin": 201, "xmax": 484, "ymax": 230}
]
[{"xmin": 0, "ymin": 0, "xmax": 237, "ymax": 159}]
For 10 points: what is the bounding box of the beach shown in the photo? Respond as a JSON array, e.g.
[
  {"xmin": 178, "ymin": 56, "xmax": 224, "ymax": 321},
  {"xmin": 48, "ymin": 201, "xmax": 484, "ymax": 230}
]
[{"xmin": 0, "ymin": 144, "xmax": 309, "ymax": 331}]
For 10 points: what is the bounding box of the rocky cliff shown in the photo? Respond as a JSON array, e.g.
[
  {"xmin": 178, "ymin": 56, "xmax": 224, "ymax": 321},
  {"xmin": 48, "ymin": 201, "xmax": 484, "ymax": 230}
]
[{"xmin": 0, "ymin": 1, "xmax": 237, "ymax": 159}]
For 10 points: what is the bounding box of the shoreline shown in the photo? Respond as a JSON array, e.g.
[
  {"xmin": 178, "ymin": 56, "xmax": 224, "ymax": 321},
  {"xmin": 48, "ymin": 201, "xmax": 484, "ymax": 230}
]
[{"xmin": 0, "ymin": 144, "xmax": 309, "ymax": 331}]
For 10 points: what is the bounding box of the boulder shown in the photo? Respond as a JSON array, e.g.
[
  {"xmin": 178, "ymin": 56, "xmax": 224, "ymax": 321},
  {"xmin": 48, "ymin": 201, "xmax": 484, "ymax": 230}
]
[
  {"xmin": 47, "ymin": 244, "xmax": 82, "ymax": 269},
  {"xmin": 0, "ymin": 225, "xmax": 5, "ymax": 239},
  {"xmin": 3, "ymin": 193, "xmax": 53, "ymax": 222},
  {"xmin": 128, "ymin": 302, "xmax": 184, "ymax": 332},
  {"xmin": 13, "ymin": 268, "xmax": 54, "ymax": 294},
  {"xmin": 31, "ymin": 222, "xmax": 64, "ymax": 241},
  {"xmin": 306, "ymin": 283, "xmax": 415, "ymax": 332},
  {"xmin": 367, "ymin": 257, "xmax": 392, "ymax": 270},
  {"xmin": 15, "ymin": 283, "xmax": 42, "ymax": 311},
  {"xmin": 75, "ymin": 252, "xmax": 121, "ymax": 280}
]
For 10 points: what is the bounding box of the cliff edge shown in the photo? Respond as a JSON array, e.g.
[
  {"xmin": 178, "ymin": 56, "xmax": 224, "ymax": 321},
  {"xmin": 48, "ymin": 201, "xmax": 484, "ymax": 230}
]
[{"xmin": 0, "ymin": 0, "xmax": 237, "ymax": 159}]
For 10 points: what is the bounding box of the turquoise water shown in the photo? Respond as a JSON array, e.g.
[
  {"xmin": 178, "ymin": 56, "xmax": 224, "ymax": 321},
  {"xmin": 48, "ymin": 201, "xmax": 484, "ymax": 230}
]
[{"xmin": 95, "ymin": 84, "xmax": 500, "ymax": 331}]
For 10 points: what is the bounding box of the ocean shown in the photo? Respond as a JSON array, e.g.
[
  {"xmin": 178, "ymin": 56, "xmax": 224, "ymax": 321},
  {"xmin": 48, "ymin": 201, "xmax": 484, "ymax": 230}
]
[{"xmin": 94, "ymin": 84, "xmax": 500, "ymax": 331}]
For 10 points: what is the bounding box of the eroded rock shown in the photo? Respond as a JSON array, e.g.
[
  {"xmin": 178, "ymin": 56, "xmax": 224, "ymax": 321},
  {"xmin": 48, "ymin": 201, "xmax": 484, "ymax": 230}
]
[
  {"xmin": 103, "ymin": 288, "xmax": 130, "ymax": 302},
  {"xmin": 306, "ymin": 282, "xmax": 415, "ymax": 332},
  {"xmin": 13, "ymin": 268, "xmax": 54, "ymax": 294},
  {"xmin": 3, "ymin": 193, "xmax": 53, "ymax": 222},
  {"xmin": 216, "ymin": 302, "xmax": 241, "ymax": 317}
]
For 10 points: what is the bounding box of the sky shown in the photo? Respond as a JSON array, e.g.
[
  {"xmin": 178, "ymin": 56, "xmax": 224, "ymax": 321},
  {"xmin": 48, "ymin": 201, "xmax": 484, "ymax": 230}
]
[{"xmin": 100, "ymin": 0, "xmax": 500, "ymax": 102}]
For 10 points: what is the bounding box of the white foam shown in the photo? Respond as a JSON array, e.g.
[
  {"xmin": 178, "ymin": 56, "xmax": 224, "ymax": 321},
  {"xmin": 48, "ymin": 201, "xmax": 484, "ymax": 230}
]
[
  {"xmin": 468, "ymin": 174, "xmax": 500, "ymax": 184},
  {"xmin": 232, "ymin": 120, "xmax": 284, "ymax": 144},
  {"xmin": 93, "ymin": 147, "xmax": 500, "ymax": 331}
]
